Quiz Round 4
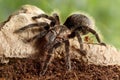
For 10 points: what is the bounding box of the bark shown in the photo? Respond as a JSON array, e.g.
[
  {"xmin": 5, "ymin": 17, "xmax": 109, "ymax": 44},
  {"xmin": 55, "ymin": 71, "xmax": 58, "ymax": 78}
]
[{"xmin": 0, "ymin": 5, "xmax": 120, "ymax": 66}]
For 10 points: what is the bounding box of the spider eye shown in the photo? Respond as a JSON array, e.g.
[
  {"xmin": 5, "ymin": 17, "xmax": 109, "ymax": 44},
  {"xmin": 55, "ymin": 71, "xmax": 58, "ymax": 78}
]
[
  {"xmin": 44, "ymin": 25, "xmax": 50, "ymax": 30},
  {"xmin": 50, "ymin": 21, "xmax": 56, "ymax": 27}
]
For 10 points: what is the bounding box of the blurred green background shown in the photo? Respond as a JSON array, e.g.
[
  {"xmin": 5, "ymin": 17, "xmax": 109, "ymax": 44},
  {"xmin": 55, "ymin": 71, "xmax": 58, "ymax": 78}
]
[{"xmin": 0, "ymin": 0, "xmax": 120, "ymax": 48}]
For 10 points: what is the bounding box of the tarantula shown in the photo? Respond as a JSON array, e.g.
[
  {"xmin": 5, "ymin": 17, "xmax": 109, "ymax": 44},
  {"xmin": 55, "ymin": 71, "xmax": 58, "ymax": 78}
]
[{"xmin": 14, "ymin": 13, "xmax": 105, "ymax": 75}]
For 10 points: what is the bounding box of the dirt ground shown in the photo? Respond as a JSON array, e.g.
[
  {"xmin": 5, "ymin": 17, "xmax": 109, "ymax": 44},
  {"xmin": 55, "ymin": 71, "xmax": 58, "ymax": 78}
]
[{"xmin": 0, "ymin": 57, "xmax": 120, "ymax": 80}]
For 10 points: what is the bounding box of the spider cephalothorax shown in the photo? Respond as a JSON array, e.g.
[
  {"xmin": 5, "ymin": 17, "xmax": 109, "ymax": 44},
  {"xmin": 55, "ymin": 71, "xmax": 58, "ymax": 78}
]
[{"xmin": 14, "ymin": 12, "xmax": 105, "ymax": 75}]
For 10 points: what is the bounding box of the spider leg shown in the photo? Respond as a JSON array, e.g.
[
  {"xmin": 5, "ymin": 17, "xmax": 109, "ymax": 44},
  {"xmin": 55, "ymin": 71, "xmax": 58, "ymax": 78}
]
[
  {"xmin": 21, "ymin": 24, "xmax": 59, "ymax": 43},
  {"xmin": 32, "ymin": 13, "xmax": 56, "ymax": 27},
  {"xmin": 68, "ymin": 31, "xmax": 84, "ymax": 50},
  {"xmin": 40, "ymin": 42, "xmax": 61, "ymax": 75},
  {"xmin": 75, "ymin": 31, "xmax": 87, "ymax": 56},
  {"xmin": 64, "ymin": 40, "xmax": 71, "ymax": 71},
  {"xmin": 14, "ymin": 22, "xmax": 50, "ymax": 33},
  {"xmin": 71, "ymin": 31, "xmax": 89, "ymax": 64},
  {"xmin": 76, "ymin": 31, "xmax": 83, "ymax": 49},
  {"xmin": 40, "ymin": 39, "xmax": 71, "ymax": 75},
  {"xmin": 52, "ymin": 13, "xmax": 60, "ymax": 25},
  {"xmin": 32, "ymin": 13, "xmax": 61, "ymax": 26},
  {"xmin": 27, "ymin": 30, "xmax": 48, "ymax": 42},
  {"xmin": 67, "ymin": 30, "xmax": 87, "ymax": 56},
  {"xmin": 86, "ymin": 27, "xmax": 106, "ymax": 45},
  {"xmin": 32, "ymin": 14, "xmax": 49, "ymax": 20}
]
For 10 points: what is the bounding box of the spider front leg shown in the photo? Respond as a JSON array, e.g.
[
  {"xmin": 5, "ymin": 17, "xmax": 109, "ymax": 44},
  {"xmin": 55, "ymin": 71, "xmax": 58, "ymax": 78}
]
[
  {"xmin": 41, "ymin": 40, "xmax": 71, "ymax": 75},
  {"xmin": 64, "ymin": 40, "xmax": 71, "ymax": 71},
  {"xmin": 32, "ymin": 14, "xmax": 49, "ymax": 20},
  {"xmin": 32, "ymin": 13, "xmax": 60, "ymax": 26},
  {"xmin": 40, "ymin": 42, "xmax": 61, "ymax": 75},
  {"xmin": 14, "ymin": 22, "xmax": 50, "ymax": 33},
  {"xmin": 26, "ymin": 30, "xmax": 48, "ymax": 42}
]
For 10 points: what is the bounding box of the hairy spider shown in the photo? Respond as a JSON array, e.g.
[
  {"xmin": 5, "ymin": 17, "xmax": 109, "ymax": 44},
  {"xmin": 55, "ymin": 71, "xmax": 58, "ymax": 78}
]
[{"xmin": 14, "ymin": 12, "xmax": 105, "ymax": 75}]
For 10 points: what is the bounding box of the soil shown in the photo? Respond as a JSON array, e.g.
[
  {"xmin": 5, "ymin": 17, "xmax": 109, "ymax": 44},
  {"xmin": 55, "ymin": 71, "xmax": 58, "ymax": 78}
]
[{"xmin": 0, "ymin": 57, "xmax": 120, "ymax": 80}]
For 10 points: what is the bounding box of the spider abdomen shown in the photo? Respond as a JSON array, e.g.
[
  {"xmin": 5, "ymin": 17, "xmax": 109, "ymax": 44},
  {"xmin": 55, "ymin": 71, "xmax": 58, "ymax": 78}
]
[{"xmin": 64, "ymin": 14, "xmax": 95, "ymax": 31}]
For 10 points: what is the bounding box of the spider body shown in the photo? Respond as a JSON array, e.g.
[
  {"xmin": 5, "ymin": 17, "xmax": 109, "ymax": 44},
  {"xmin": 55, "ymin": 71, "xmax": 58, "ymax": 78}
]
[{"xmin": 14, "ymin": 12, "xmax": 105, "ymax": 75}]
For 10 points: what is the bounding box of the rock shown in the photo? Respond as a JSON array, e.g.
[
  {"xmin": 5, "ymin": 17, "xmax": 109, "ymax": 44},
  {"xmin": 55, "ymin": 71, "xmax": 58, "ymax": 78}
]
[
  {"xmin": 0, "ymin": 5, "xmax": 49, "ymax": 60},
  {"xmin": 0, "ymin": 4, "xmax": 120, "ymax": 66},
  {"xmin": 69, "ymin": 39, "xmax": 120, "ymax": 65}
]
